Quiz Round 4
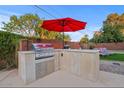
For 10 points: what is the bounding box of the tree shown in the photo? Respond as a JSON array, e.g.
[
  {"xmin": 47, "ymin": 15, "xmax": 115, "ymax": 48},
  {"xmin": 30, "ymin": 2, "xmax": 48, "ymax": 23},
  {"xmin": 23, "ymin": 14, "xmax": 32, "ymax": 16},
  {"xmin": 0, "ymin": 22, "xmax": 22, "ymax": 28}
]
[
  {"xmin": 80, "ymin": 34, "xmax": 89, "ymax": 44},
  {"xmin": 102, "ymin": 24, "xmax": 124, "ymax": 42},
  {"xmin": 2, "ymin": 13, "xmax": 71, "ymax": 41},
  {"xmin": 91, "ymin": 33, "xmax": 104, "ymax": 43},
  {"xmin": 64, "ymin": 34, "xmax": 71, "ymax": 41},
  {"xmin": 80, "ymin": 34, "xmax": 89, "ymax": 48},
  {"xmin": 91, "ymin": 13, "xmax": 124, "ymax": 43},
  {"xmin": 104, "ymin": 13, "xmax": 119, "ymax": 26},
  {"xmin": 2, "ymin": 14, "xmax": 42, "ymax": 37}
]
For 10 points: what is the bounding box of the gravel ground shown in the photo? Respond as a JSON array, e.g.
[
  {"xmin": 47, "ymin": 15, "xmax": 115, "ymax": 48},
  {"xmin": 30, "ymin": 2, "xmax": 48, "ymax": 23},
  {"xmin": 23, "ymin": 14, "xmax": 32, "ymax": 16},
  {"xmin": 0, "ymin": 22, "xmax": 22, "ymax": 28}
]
[{"xmin": 100, "ymin": 60, "xmax": 124, "ymax": 75}]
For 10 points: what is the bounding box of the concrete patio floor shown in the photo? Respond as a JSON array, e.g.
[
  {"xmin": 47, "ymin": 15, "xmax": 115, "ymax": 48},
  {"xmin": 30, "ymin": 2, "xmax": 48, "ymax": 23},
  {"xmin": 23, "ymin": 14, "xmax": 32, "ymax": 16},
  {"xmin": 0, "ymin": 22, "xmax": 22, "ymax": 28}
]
[{"xmin": 0, "ymin": 69, "xmax": 124, "ymax": 87}]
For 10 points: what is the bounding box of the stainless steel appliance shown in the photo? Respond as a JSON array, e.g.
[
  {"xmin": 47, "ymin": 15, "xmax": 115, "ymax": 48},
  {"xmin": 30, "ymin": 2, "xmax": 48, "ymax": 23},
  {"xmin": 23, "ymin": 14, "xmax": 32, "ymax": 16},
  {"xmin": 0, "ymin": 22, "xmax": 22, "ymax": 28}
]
[{"xmin": 32, "ymin": 43, "xmax": 54, "ymax": 60}]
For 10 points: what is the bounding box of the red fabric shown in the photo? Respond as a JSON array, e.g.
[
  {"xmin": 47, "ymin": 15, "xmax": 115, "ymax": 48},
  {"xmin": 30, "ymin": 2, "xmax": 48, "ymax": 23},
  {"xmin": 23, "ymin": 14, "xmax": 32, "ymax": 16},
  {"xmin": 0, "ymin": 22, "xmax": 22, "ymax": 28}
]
[{"xmin": 41, "ymin": 17, "xmax": 87, "ymax": 32}]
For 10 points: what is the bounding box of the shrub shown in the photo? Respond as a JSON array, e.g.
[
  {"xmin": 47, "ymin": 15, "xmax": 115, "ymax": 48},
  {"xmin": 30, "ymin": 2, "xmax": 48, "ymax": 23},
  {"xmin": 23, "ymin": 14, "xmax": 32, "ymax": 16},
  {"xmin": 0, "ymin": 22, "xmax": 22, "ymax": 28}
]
[{"xmin": 0, "ymin": 31, "xmax": 23, "ymax": 70}]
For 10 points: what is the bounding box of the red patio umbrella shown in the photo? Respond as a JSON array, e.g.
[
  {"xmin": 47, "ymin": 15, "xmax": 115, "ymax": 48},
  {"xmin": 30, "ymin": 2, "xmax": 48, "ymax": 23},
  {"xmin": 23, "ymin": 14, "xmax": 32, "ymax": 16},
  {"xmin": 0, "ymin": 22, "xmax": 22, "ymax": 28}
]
[{"xmin": 41, "ymin": 17, "xmax": 87, "ymax": 48}]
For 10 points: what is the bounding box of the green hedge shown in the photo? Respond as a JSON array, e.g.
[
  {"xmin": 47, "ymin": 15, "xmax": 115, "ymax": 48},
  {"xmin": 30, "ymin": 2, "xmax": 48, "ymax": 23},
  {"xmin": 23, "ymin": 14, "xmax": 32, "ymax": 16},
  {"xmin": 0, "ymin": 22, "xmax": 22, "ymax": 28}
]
[{"xmin": 0, "ymin": 31, "xmax": 23, "ymax": 70}]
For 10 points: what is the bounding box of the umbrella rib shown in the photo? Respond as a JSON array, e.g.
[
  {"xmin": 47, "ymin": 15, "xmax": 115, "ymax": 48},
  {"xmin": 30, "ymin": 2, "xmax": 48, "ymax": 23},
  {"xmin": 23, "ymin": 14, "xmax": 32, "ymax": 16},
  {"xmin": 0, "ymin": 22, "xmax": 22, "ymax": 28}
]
[
  {"xmin": 42, "ymin": 23, "xmax": 61, "ymax": 31},
  {"xmin": 67, "ymin": 25, "xmax": 75, "ymax": 31},
  {"xmin": 68, "ymin": 19, "xmax": 86, "ymax": 24},
  {"xmin": 43, "ymin": 23, "xmax": 58, "ymax": 28},
  {"xmin": 42, "ymin": 21, "xmax": 59, "ymax": 26},
  {"xmin": 70, "ymin": 22, "xmax": 86, "ymax": 28}
]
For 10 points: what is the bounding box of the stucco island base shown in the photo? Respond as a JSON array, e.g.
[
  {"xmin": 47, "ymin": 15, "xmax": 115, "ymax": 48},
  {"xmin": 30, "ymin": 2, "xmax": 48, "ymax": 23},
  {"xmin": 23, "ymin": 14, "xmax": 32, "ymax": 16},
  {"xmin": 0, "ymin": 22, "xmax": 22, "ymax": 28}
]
[{"xmin": 18, "ymin": 49, "xmax": 99, "ymax": 84}]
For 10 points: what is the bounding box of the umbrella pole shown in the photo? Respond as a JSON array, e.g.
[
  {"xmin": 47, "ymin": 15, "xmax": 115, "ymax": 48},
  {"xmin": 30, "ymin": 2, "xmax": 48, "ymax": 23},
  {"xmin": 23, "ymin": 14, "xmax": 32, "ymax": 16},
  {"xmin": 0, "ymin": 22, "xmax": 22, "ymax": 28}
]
[{"xmin": 63, "ymin": 31, "xmax": 64, "ymax": 49}]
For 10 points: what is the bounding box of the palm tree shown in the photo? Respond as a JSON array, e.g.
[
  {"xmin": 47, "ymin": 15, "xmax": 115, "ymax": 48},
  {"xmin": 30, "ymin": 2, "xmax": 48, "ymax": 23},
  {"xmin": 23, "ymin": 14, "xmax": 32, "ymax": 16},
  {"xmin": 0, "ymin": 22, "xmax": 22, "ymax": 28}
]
[{"xmin": 80, "ymin": 34, "xmax": 89, "ymax": 49}]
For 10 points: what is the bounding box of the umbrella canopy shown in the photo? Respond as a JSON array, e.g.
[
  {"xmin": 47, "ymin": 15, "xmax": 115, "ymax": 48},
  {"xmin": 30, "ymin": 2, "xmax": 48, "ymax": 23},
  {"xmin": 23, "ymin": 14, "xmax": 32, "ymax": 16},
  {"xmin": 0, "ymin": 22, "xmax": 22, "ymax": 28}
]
[
  {"xmin": 41, "ymin": 17, "xmax": 87, "ymax": 48},
  {"xmin": 41, "ymin": 17, "xmax": 86, "ymax": 32}
]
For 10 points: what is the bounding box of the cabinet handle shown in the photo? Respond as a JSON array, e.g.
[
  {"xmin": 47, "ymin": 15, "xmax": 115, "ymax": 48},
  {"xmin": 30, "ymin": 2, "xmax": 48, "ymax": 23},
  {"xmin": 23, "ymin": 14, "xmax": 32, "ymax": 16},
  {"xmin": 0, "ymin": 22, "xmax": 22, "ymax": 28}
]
[{"xmin": 61, "ymin": 53, "xmax": 63, "ymax": 57}]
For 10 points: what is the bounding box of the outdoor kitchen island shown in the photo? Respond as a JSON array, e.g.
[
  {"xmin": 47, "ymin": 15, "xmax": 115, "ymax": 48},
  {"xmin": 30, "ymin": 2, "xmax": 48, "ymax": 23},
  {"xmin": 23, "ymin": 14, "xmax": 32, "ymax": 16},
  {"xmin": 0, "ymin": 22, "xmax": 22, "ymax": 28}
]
[
  {"xmin": 55, "ymin": 49, "xmax": 100, "ymax": 81},
  {"xmin": 18, "ymin": 49, "xmax": 99, "ymax": 84}
]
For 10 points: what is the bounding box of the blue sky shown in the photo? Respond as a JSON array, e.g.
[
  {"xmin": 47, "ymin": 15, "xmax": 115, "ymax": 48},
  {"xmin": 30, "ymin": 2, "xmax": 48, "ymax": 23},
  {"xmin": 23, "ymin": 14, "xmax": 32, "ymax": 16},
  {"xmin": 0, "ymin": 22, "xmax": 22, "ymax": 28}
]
[{"xmin": 0, "ymin": 5, "xmax": 124, "ymax": 41}]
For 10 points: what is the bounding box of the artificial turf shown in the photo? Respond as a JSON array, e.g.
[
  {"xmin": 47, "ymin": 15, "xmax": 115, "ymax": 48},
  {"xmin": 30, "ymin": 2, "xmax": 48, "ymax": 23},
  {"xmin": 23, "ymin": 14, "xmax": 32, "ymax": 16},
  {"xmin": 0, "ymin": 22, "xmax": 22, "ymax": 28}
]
[{"xmin": 100, "ymin": 53, "xmax": 124, "ymax": 61}]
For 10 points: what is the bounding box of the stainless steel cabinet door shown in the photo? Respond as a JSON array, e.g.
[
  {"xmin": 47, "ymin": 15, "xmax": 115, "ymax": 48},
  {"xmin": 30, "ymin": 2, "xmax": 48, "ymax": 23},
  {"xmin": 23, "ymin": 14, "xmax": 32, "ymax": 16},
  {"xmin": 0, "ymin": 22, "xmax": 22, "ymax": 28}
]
[
  {"xmin": 46, "ymin": 59, "xmax": 55, "ymax": 74},
  {"xmin": 35, "ymin": 62, "xmax": 47, "ymax": 79}
]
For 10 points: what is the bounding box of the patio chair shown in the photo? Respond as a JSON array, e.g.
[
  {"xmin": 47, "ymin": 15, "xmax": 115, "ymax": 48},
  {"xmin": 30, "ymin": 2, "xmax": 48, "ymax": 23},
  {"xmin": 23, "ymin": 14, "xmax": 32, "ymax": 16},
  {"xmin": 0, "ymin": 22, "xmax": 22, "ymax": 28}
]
[{"xmin": 94, "ymin": 48, "xmax": 112, "ymax": 56}]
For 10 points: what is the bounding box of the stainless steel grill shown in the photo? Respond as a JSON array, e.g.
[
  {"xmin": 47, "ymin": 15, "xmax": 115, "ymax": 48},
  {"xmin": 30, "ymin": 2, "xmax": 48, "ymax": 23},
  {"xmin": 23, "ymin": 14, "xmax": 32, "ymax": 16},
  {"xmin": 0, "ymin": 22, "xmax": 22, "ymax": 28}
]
[{"xmin": 32, "ymin": 43, "xmax": 54, "ymax": 60}]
